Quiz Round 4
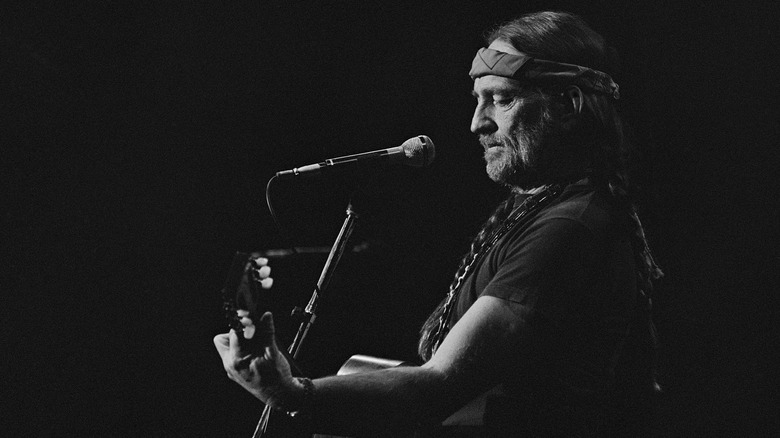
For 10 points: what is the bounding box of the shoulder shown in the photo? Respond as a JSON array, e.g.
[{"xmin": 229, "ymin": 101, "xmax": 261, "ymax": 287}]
[
  {"xmin": 534, "ymin": 182, "xmax": 622, "ymax": 239},
  {"xmin": 496, "ymin": 183, "xmax": 624, "ymax": 268}
]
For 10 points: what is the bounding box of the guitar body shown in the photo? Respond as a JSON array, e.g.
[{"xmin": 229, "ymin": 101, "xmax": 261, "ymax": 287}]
[
  {"xmin": 336, "ymin": 355, "xmax": 416, "ymax": 376},
  {"xmin": 258, "ymin": 414, "xmax": 312, "ymax": 438}
]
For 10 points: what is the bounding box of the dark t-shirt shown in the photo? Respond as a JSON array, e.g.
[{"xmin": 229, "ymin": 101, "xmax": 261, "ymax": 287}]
[{"xmin": 442, "ymin": 181, "xmax": 639, "ymax": 435}]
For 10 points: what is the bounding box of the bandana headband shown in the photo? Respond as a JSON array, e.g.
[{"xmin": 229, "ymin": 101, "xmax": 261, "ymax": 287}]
[{"xmin": 469, "ymin": 47, "xmax": 620, "ymax": 99}]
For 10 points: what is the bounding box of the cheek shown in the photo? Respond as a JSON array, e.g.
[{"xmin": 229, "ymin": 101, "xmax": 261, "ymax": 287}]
[{"xmin": 504, "ymin": 100, "xmax": 546, "ymax": 133}]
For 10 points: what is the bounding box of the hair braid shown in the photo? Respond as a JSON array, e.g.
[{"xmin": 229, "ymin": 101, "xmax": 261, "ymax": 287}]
[
  {"xmin": 607, "ymin": 178, "xmax": 664, "ymax": 395},
  {"xmin": 418, "ymin": 193, "xmax": 518, "ymax": 361},
  {"xmin": 606, "ymin": 178, "xmax": 663, "ymax": 303}
]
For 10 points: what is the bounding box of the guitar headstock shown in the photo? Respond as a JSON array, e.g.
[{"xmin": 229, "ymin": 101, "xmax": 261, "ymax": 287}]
[{"xmin": 221, "ymin": 252, "xmax": 273, "ymax": 349}]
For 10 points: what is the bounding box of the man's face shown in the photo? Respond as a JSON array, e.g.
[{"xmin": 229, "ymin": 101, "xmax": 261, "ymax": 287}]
[{"xmin": 470, "ymin": 40, "xmax": 559, "ymax": 187}]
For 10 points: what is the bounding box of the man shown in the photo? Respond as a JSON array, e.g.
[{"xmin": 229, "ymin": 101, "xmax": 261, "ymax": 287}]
[{"xmin": 215, "ymin": 11, "xmax": 663, "ymax": 437}]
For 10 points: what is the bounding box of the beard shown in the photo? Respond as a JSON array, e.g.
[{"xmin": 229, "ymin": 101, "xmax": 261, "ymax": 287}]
[{"xmin": 480, "ymin": 100, "xmax": 560, "ymax": 189}]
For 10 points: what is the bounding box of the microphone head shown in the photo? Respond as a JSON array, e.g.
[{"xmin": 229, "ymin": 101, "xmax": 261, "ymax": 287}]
[{"xmin": 401, "ymin": 135, "xmax": 436, "ymax": 167}]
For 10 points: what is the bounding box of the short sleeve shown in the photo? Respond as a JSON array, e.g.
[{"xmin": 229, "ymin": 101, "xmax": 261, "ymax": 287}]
[{"xmin": 480, "ymin": 217, "xmax": 599, "ymax": 325}]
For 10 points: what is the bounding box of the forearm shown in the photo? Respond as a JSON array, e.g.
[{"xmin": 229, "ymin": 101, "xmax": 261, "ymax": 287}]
[
  {"xmin": 217, "ymin": 299, "xmax": 528, "ymax": 434},
  {"xmin": 291, "ymin": 297, "xmax": 531, "ymax": 434},
  {"xmin": 304, "ymin": 365, "xmax": 460, "ymax": 436}
]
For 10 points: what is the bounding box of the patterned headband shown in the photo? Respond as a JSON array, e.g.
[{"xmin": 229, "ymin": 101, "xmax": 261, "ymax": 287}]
[{"xmin": 469, "ymin": 47, "xmax": 620, "ymax": 99}]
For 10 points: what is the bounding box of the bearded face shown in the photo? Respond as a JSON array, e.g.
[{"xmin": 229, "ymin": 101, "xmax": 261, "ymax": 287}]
[{"xmin": 477, "ymin": 91, "xmax": 561, "ymax": 188}]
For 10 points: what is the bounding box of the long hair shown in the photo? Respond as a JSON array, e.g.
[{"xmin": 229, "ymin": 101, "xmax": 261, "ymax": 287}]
[
  {"xmin": 488, "ymin": 12, "xmax": 628, "ymax": 200},
  {"xmin": 418, "ymin": 12, "xmax": 663, "ymax": 369}
]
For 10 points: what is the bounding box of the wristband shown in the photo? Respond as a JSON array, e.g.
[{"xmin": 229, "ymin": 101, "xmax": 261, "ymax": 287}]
[{"xmin": 286, "ymin": 377, "xmax": 315, "ymax": 419}]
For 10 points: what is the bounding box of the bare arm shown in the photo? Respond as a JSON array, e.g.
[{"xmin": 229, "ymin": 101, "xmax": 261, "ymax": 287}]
[
  {"xmin": 215, "ymin": 295, "xmax": 531, "ymax": 434},
  {"xmin": 312, "ymin": 294, "xmax": 530, "ymax": 432}
]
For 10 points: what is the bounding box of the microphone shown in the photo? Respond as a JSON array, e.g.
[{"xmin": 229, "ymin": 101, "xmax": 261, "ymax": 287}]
[{"xmin": 275, "ymin": 135, "xmax": 435, "ymax": 179}]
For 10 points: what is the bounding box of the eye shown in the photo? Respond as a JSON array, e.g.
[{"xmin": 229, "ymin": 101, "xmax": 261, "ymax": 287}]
[{"xmin": 493, "ymin": 96, "xmax": 515, "ymax": 107}]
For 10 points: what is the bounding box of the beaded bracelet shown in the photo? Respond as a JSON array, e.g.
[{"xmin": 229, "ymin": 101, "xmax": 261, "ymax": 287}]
[{"xmin": 286, "ymin": 377, "xmax": 315, "ymax": 419}]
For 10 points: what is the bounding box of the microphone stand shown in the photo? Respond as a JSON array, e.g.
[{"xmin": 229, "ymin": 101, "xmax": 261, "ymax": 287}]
[{"xmin": 253, "ymin": 201, "xmax": 359, "ymax": 438}]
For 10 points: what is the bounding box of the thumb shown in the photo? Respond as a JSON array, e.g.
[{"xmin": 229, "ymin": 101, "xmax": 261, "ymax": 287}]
[{"xmin": 258, "ymin": 311, "xmax": 279, "ymax": 359}]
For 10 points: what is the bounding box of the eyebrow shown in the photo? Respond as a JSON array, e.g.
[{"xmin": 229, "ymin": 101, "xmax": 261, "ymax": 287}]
[{"xmin": 471, "ymin": 83, "xmax": 523, "ymax": 98}]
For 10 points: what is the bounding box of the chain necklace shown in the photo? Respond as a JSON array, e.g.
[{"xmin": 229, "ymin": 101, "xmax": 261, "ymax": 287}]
[{"xmin": 429, "ymin": 184, "xmax": 564, "ymax": 355}]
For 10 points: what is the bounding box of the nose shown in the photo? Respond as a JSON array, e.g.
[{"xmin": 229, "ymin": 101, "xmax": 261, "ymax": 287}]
[{"xmin": 470, "ymin": 101, "xmax": 496, "ymax": 135}]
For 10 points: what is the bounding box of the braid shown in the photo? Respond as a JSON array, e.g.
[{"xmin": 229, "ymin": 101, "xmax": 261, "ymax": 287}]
[
  {"xmin": 606, "ymin": 179, "xmax": 664, "ymax": 302},
  {"xmin": 607, "ymin": 179, "xmax": 664, "ymax": 394},
  {"xmin": 418, "ymin": 193, "xmax": 518, "ymax": 361},
  {"xmin": 628, "ymin": 207, "xmax": 664, "ymax": 299}
]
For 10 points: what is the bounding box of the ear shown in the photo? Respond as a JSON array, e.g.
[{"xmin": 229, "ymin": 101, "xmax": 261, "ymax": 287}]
[{"xmin": 561, "ymin": 85, "xmax": 584, "ymax": 130}]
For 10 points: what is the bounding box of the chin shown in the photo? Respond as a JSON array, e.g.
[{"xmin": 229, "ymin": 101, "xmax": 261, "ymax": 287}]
[
  {"xmin": 486, "ymin": 163, "xmax": 511, "ymax": 184},
  {"xmin": 485, "ymin": 148, "xmax": 514, "ymax": 183},
  {"xmin": 487, "ymin": 165, "xmax": 534, "ymax": 187},
  {"xmin": 486, "ymin": 158, "xmax": 536, "ymax": 188}
]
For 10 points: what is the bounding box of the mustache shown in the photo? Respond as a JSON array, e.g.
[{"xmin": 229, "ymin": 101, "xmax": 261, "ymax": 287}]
[{"xmin": 479, "ymin": 135, "xmax": 510, "ymax": 148}]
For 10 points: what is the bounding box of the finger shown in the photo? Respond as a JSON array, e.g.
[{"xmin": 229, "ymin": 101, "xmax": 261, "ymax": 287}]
[
  {"xmin": 258, "ymin": 312, "xmax": 279, "ymax": 355},
  {"xmin": 215, "ymin": 330, "xmax": 241, "ymax": 374},
  {"xmin": 228, "ymin": 329, "xmax": 243, "ymax": 354},
  {"xmin": 213, "ymin": 333, "xmax": 230, "ymax": 353},
  {"xmin": 228, "ymin": 329, "xmax": 254, "ymax": 370}
]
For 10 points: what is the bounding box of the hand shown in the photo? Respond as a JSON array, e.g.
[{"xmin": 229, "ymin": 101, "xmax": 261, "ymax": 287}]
[{"xmin": 214, "ymin": 312, "xmax": 303, "ymax": 410}]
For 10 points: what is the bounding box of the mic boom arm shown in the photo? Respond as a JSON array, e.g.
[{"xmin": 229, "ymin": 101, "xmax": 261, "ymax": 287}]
[{"xmin": 275, "ymin": 135, "xmax": 434, "ymax": 179}]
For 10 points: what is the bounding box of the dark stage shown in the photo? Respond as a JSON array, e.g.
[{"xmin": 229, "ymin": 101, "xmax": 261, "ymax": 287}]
[{"xmin": 3, "ymin": 1, "xmax": 777, "ymax": 436}]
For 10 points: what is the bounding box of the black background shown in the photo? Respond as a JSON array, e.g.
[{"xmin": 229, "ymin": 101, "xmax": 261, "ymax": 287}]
[{"xmin": 2, "ymin": 1, "xmax": 777, "ymax": 436}]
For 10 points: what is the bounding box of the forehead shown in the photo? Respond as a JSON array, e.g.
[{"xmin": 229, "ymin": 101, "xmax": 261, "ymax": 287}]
[{"xmin": 472, "ymin": 75, "xmax": 522, "ymax": 96}]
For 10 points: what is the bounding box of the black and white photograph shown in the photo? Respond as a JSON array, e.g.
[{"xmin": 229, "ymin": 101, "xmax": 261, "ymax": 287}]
[{"xmin": 3, "ymin": 1, "xmax": 776, "ymax": 436}]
